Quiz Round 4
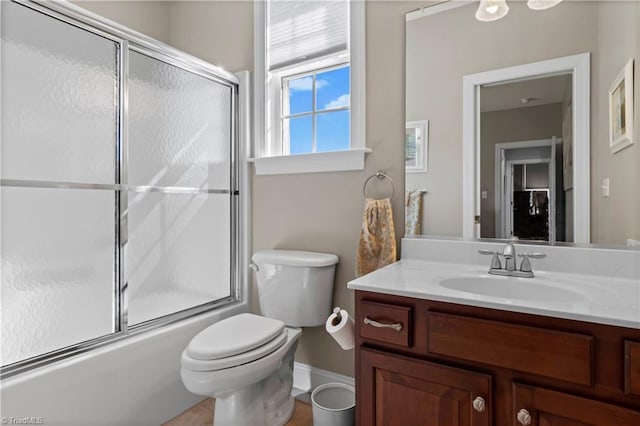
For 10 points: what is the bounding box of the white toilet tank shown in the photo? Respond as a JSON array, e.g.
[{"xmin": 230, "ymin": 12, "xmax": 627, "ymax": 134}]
[{"xmin": 252, "ymin": 250, "xmax": 339, "ymax": 327}]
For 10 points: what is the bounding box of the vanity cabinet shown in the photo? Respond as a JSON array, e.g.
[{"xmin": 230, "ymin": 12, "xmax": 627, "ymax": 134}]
[{"xmin": 355, "ymin": 291, "xmax": 640, "ymax": 426}]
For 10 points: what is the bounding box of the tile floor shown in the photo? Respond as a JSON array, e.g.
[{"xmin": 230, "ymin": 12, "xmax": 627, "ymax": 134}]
[{"xmin": 162, "ymin": 398, "xmax": 313, "ymax": 426}]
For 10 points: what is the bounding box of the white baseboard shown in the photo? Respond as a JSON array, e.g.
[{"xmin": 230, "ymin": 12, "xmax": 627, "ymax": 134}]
[{"xmin": 292, "ymin": 362, "xmax": 355, "ymax": 398}]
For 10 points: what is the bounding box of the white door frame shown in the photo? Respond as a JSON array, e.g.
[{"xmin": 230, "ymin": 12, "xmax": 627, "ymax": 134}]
[{"xmin": 462, "ymin": 52, "xmax": 590, "ymax": 243}]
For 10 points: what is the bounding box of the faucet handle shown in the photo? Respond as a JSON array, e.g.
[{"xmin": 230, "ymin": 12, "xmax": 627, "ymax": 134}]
[
  {"xmin": 518, "ymin": 252, "xmax": 546, "ymax": 259},
  {"xmin": 478, "ymin": 249, "xmax": 502, "ymax": 270},
  {"xmin": 478, "ymin": 249, "xmax": 499, "ymax": 255},
  {"xmin": 518, "ymin": 253, "xmax": 546, "ymax": 273}
]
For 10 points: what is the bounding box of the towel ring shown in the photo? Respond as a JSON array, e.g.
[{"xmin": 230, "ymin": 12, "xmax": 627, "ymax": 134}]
[{"xmin": 363, "ymin": 171, "xmax": 395, "ymax": 200}]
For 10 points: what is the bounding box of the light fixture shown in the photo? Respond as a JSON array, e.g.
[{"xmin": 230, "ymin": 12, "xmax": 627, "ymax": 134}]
[
  {"xmin": 475, "ymin": 0, "xmax": 510, "ymax": 22},
  {"xmin": 527, "ymin": 0, "xmax": 563, "ymax": 11},
  {"xmin": 476, "ymin": 0, "xmax": 563, "ymax": 22}
]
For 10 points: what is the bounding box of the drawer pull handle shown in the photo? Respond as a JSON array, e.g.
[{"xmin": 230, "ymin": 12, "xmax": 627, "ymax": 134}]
[
  {"xmin": 472, "ymin": 396, "xmax": 486, "ymax": 413},
  {"xmin": 517, "ymin": 409, "xmax": 532, "ymax": 425},
  {"xmin": 363, "ymin": 317, "xmax": 403, "ymax": 331}
]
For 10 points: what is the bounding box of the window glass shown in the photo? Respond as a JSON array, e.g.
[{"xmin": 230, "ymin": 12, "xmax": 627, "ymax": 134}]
[
  {"xmin": 282, "ymin": 64, "xmax": 350, "ymax": 155},
  {"xmin": 316, "ymin": 110, "xmax": 350, "ymax": 152},
  {"xmin": 287, "ymin": 76, "xmax": 313, "ymax": 115},
  {"xmin": 288, "ymin": 115, "xmax": 313, "ymax": 154},
  {"xmin": 316, "ymin": 66, "xmax": 350, "ymax": 111}
]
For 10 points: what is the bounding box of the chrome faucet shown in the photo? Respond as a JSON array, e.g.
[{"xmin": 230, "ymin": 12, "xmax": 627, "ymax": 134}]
[
  {"xmin": 479, "ymin": 240, "xmax": 546, "ymax": 278},
  {"xmin": 502, "ymin": 240, "xmax": 517, "ymax": 272}
]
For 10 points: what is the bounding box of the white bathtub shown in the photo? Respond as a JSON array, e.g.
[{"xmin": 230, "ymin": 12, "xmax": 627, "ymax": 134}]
[{"xmin": 0, "ymin": 301, "xmax": 247, "ymax": 425}]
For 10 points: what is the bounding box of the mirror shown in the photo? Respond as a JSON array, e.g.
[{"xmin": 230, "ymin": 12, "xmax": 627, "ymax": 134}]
[{"xmin": 405, "ymin": 0, "xmax": 640, "ymax": 246}]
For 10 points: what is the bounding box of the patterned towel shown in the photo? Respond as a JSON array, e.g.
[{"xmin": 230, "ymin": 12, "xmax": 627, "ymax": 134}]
[
  {"xmin": 405, "ymin": 190, "xmax": 423, "ymax": 236},
  {"xmin": 356, "ymin": 198, "xmax": 397, "ymax": 277}
]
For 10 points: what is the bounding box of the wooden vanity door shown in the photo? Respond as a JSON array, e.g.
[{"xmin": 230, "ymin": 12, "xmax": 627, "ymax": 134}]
[
  {"xmin": 359, "ymin": 348, "xmax": 491, "ymax": 426},
  {"xmin": 512, "ymin": 383, "xmax": 640, "ymax": 426}
]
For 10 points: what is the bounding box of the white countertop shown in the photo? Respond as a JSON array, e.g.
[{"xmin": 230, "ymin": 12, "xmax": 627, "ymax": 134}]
[{"xmin": 347, "ymin": 259, "xmax": 640, "ymax": 329}]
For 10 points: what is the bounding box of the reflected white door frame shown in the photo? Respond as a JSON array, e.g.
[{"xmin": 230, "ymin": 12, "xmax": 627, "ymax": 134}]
[{"xmin": 462, "ymin": 53, "xmax": 590, "ymax": 243}]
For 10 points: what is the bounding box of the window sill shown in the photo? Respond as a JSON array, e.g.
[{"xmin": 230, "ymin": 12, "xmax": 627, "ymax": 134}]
[{"xmin": 249, "ymin": 148, "xmax": 372, "ymax": 176}]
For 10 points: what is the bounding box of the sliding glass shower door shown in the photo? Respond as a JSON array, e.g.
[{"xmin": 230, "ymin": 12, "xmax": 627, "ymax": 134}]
[
  {"xmin": 0, "ymin": 0, "xmax": 238, "ymax": 374},
  {"xmin": 1, "ymin": 0, "xmax": 119, "ymax": 367},
  {"xmin": 127, "ymin": 51, "xmax": 234, "ymax": 325}
]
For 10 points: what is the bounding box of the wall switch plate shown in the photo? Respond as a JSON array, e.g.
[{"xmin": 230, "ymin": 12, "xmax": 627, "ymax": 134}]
[
  {"xmin": 601, "ymin": 178, "xmax": 610, "ymax": 197},
  {"xmin": 481, "ymin": 191, "xmax": 488, "ymax": 199}
]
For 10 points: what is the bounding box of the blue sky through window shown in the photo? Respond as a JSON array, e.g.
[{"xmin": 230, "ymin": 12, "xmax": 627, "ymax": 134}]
[{"xmin": 286, "ymin": 65, "xmax": 350, "ymax": 154}]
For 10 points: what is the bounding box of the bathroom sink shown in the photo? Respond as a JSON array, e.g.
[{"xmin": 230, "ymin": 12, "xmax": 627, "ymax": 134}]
[{"xmin": 439, "ymin": 277, "xmax": 587, "ymax": 303}]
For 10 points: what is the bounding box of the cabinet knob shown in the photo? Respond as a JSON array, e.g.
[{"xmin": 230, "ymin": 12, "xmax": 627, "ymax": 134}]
[
  {"xmin": 472, "ymin": 396, "xmax": 486, "ymax": 413},
  {"xmin": 517, "ymin": 409, "xmax": 532, "ymax": 425}
]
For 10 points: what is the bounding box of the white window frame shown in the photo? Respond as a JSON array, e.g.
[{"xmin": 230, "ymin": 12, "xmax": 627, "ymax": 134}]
[{"xmin": 252, "ymin": 0, "xmax": 369, "ymax": 175}]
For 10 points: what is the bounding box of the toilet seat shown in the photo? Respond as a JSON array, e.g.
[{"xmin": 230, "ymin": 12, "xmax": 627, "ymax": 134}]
[
  {"xmin": 186, "ymin": 313, "xmax": 285, "ymax": 360},
  {"xmin": 182, "ymin": 329, "xmax": 288, "ymax": 371},
  {"xmin": 182, "ymin": 313, "xmax": 287, "ymax": 372}
]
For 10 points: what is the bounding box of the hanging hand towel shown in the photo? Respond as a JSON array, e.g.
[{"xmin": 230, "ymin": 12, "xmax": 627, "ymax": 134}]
[
  {"xmin": 356, "ymin": 198, "xmax": 397, "ymax": 277},
  {"xmin": 405, "ymin": 190, "xmax": 423, "ymax": 236}
]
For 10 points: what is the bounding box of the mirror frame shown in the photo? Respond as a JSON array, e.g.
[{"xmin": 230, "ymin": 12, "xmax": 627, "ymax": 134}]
[{"xmin": 462, "ymin": 53, "xmax": 591, "ymax": 243}]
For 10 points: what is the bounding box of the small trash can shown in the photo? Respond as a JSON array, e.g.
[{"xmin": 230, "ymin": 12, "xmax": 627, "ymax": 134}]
[{"xmin": 311, "ymin": 382, "xmax": 355, "ymax": 426}]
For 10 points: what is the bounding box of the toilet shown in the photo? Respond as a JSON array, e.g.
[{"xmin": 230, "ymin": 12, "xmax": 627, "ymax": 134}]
[{"xmin": 180, "ymin": 249, "xmax": 339, "ymax": 426}]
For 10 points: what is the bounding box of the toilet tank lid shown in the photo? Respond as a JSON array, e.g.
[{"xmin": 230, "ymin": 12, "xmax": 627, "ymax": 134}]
[{"xmin": 252, "ymin": 250, "xmax": 339, "ymax": 267}]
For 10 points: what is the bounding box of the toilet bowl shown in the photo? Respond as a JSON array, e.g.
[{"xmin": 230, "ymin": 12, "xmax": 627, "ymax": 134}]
[{"xmin": 180, "ymin": 250, "xmax": 339, "ymax": 426}]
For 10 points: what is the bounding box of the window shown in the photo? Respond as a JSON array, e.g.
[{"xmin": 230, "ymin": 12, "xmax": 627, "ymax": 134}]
[
  {"xmin": 253, "ymin": 0, "xmax": 367, "ymax": 174},
  {"xmin": 283, "ymin": 64, "xmax": 350, "ymax": 154}
]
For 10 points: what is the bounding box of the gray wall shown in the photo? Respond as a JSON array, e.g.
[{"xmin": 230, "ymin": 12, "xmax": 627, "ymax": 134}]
[
  {"xmin": 75, "ymin": 1, "xmax": 171, "ymax": 43},
  {"xmin": 591, "ymin": 1, "xmax": 640, "ymax": 244},
  {"xmin": 406, "ymin": 1, "xmax": 640, "ymax": 244}
]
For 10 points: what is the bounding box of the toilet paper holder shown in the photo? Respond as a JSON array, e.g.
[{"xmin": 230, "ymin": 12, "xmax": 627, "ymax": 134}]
[{"xmin": 330, "ymin": 307, "xmax": 343, "ymax": 326}]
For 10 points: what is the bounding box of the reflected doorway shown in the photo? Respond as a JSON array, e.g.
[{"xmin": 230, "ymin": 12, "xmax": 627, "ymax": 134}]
[
  {"xmin": 508, "ymin": 162, "xmax": 550, "ymax": 241},
  {"xmin": 493, "ymin": 139, "xmax": 565, "ymax": 243}
]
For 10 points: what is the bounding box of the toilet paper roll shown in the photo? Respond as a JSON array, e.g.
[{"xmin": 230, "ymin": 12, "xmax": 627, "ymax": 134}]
[{"xmin": 325, "ymin": 307, "xmax": 355, "ymax": 350}]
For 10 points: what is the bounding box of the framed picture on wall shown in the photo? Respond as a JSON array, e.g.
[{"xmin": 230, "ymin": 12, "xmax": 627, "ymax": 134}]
[
  {"xmin": 609, "ymin": 58, "xmax": 634, "ymax": 153},
  {"xmin": 405, "ymin": 120, "xmax": 429, "ymax": 173}
]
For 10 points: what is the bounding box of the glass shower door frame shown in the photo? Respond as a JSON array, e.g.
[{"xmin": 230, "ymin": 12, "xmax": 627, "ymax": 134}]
[{"xmin": 1, "ymin": 0, "xmax": 240, "ymax": 378}]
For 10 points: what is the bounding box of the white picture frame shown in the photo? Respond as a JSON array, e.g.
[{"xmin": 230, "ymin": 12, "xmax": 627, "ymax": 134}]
[
  {"xmin": 405, "ymin": 120, "xmax": 429, "ymax": 173},
  {"xmin": 609, "ymin": 58, "xmax": 634, "ymax": 153}
]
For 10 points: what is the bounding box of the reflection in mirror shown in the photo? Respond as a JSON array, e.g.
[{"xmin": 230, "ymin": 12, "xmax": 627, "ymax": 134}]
[
  {"xmin": 477, "ymin": 68, "xmax": 576, "ymax": 243},
  {"xmin": 405, "ymin": 0, "xmax": 640, "ymax": 247}
]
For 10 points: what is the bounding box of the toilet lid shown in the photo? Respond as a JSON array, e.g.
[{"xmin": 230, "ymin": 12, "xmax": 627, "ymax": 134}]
[
  {"xmin": 186, "ymin": 313, "xmax": 285, "ymax": 360},
  {"xmin": 181, "ymin": 329, "xmax": 288, "ymax": 371}
]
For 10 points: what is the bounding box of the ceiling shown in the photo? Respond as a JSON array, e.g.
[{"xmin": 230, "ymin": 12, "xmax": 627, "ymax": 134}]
[{"xmin": 480, "ymin": 74, "xmax": 572, "ymax": 112}]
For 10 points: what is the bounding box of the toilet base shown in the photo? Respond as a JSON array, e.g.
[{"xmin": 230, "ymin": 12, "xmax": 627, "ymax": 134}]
[{"xmin": 211, "ymin": 339, "xmax": 298, "ymax": 426}]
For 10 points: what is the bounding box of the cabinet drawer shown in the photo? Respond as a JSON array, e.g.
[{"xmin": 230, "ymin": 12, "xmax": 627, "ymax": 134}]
[
  {"xmin": 359, "ymin": 300, "xmax": 411, "ymax": 347},
  {"xmin": 427, "ymin": 312, "xmax": 593, "ymax": 386},
  {"xmin": 625, "ymin": 341, "xmax": 640, "ymax": 396}
]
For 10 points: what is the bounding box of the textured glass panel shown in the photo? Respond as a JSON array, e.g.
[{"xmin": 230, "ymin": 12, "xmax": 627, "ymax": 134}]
[
  {"xmin": 316, "ymin": 110, "xmax": 349, "ymax": 152},
  {"xmin": 129, "ymin": 52, "xmax": 232, "ymax": 189},
  {"xmin": 287, "ymin": 115, "xmax": 313, "ymax": 154},
  {"xmin": 1, "ymin": 1, "xmax": 117, "ymax": 183},
  {"xmin": 127, "ymin": 192, "xmax": 231, "ymax": 325},
  {"xmin": 287, "ymin": 76, "xmax": 313, "ymax": 115},
  {"xmin": 316, "ymin": 66, "xmax": 350, "ymax": 111},
  {"xmin": 1, "ymin": 187, "xmax": 115, "ymax": 366}
]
